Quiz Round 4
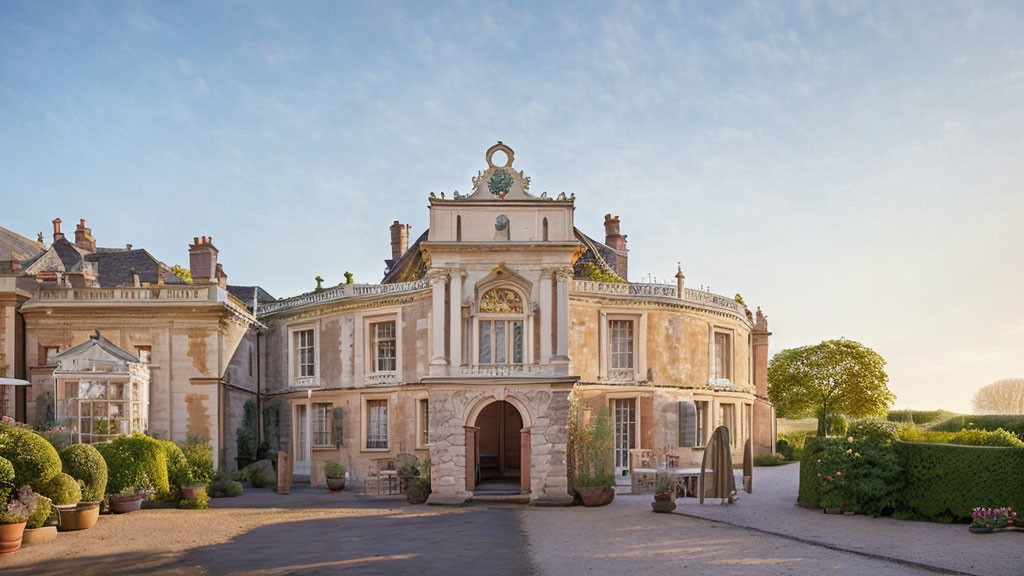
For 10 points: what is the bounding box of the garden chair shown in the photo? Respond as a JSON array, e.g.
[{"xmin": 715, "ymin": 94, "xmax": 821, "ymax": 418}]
[
  {"xmin": 366, "ymin": 457, "xmax": 398, "ymax": 495},
  {"xmin": 629, "ymin": 449, "xmax": 659, "ymax": 494}
]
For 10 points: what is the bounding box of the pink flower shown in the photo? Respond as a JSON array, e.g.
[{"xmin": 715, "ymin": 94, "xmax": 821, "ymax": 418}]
[
  {"xmin": 836, "ymin": 471, "xmax": 841, "ymax": 476},
  {"xmin": 816, "ymin": 459, "xmax": 821, "ymax": 463}
]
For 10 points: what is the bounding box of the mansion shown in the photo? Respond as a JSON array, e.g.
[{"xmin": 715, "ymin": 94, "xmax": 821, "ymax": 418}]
[{"xmin": 0, "ymin": 143, "xmax": 773, "ymax": 505}]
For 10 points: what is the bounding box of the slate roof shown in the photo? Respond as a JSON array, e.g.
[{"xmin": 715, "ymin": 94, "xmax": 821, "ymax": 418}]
[
  {"xmin": 227, "ymin": 285, "xmax": 276, "ymax": 307},
  {"xmin": 382, "ymin": 229, "xmax": 429, "ymax": 283},
  {"xmin": 0, "ymin": 226, "xmax": 44, "ymax": 262},
  {"xmin": 54, "ymin": 331, "xmax": 140, "ymax": 363},
  {"xmin": 51, "ymin": 238, "xmax": 88, "ymax": 272},
  {"xmin": 573, "ymin": 228, "xmax": 623, "ymax": 281},
  {"xmin": 85, "ymin": 249, "xmax": 166, "ymax": 288}
]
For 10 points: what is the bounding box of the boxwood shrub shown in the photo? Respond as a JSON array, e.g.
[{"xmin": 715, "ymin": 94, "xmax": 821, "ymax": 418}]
[
  {"xmin": 27, "ymin": 494, "xmax": 53, "ymax": 529},
  {"xmin": 897, "ymin": 442, "xmax": 1024, "ymax": 522},
  {"xmin": 816, "ymin": 419, "xmax": 902, "ymax": 516},
  {"xmin": 898, "ymin": 427, "xmax": 1024, "ymax": 447},
  {"xmin": 181, "ymin": 436, "xmax": 214, "ymax": 486},
  {"xmin": 60, "ymin": 444, "xmax": 108, "ymax": 502},
  {"xmin": 0, "ymin": 455, "xmax": 15, "ymax": 504},
  {"xmin": 157, "ymin": 440, "xmax": 190, "ymax": 499},
  {"xmin": 97, "ymin": 433, "xmax": 170, "ymax": 497},
  {"xmin": 41, "ymin": 472, "xmax": 82, "ymax": 506},
  {"xmin": 0, "ymin": 422, "xmax": 62, "ymax": 490},
  {"xmin": 797, "ymin": 436, "xmax": 823, "ymax": 508}
]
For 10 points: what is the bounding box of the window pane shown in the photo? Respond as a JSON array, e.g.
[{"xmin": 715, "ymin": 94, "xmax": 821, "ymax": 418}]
[
  {"xmin": 374, "ymin": 322, "xmax": 397, "ymax": 372},
  {"xmin": 479, "ymin": 321, "xmax": 491, "ymax": 364},
  {"xmin": 367, "ymin": 400, "xmax": 388, "ymax": 449},
  {"xmin": 494, "ymin": 322, "xmax": 506, "ymax": 364},
  {"xmin": 420, "ymin": 399, "xmax": 429, "ymax": 446},
  {"xmin": 610, "ymin": 320, "xmax": 634, "ymax": 370},
  {"xmin": 512, "ymin": 321, "xmax": 523, "ymax": 364}
]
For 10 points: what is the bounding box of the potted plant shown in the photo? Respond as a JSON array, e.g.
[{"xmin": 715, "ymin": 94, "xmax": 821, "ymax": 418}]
[
  {"xmin": 109, "ymin": 485, "xmax": 150, "ymax": 514},
  {"xmin": 180, "ymin": 470, "xmax": 206, "ymax": 500},
  {"xmin": 324, "ymin": 461, "xmax": 346, "ymax": 492},
  {"xmin": 572, "ymin": 406, "xmax": 615, "ymax": 507},
  {"xmin": 652, "ymin": 474, "xmax": 676, "ymax": 513},
  {"xmin": 400, "ymin": 457, "xmax": 431, "ymax": 504},
  {"xmin": 1, "ymin": 486, "xmax": 37, "ymax": 555},
  {"xmin": 970, "ymin": 507, "xmax": 1017, "ymax": 534},
  {"xmin": 21, "ymin": 494, "xmax": 56, "ymax": 546}
]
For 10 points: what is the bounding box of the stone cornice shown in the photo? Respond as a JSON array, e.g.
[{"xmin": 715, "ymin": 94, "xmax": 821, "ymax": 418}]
[{"xmin": 569, "ymin": 292, "xmax": 753, "ymax": 326}]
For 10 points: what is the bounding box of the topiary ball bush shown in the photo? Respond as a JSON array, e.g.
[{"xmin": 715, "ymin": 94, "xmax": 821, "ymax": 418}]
[
  {"xmin": 27, "ymin": 494, "xmax": 53, "ymax": 529},
  {"xmin": 97, "ymin": 433, "xmax": 170, "ymax": 497},
  {"xmin": 0, "ymin": 455, "xmax": 15, "ymax": 504},
  {"xmin": 0, "ymin": 422, "xmax": 63, "ymax": 490},
  {"xmin": 209, "ymin": 479, "xmax": 243, "ymax": 498},
  {"xmin": 41, "ymin": 472, "xmax": 82, "ymax": 506},
  {"xmin": 155, "ymin": 440, "xmax": 190, "ymax": 501},
  {"xmin": 60, "ymin": 444, "xmax": 108, "ymax": 502}
]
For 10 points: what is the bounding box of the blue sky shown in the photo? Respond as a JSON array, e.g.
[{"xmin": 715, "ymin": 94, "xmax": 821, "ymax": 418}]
[{"xmin": 2, "ymin": 1, "xmax": 1022, "ymax": 411}]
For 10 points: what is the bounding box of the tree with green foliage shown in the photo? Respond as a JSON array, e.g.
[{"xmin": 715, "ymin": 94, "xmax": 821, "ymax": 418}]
[{"xmin": 768, "ymin": 339, "xmax": 894, "ymax": 436}]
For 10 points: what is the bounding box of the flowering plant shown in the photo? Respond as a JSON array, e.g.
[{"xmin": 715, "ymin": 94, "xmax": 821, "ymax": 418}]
[
  {"xmin": 971, "ymin": 507, "xmax": 1016, "ymax": 529},
  {"xmin": 1, "ymin": 486, "xmax": 39, "ymax": 524}
]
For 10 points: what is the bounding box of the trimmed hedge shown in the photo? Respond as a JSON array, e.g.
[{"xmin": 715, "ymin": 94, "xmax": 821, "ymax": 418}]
[
  {"xmin": 931, "ymin": 415, "xmax": 1024, "ymax": 439},
  {"xmin": 776, "ymin": 431, "xmax": 813, "ymax": 461},
  {"xmin": 41, "ymin": 472, "xmax": 82, "ymax": 506},
  {"xmin": 897, "ymin": 442, "xmax": 1024, "ymax": 522},
  {"xmin": 898, "ymin": 427, "xmax": 1024, "ymax": 447},
  {"xmin": 797, "ymin": 436, "xmax": 823, "ymax": 508},
  {"xmin": 887, "ymin": 409, "xmax": 959, "ymax": 426},
  {"xmin": 60, "ymin": 444, "xmax": 108, "ymax": 502},
  {"xmin": 0, "ymin": 423, "xmax": 62, "ymax": 490},
  {"xmin": 97, "ymin": 433, "xmax": 170, "ymax": 497},
  {"xmin": 158, "ymin": 440, "xmax": 190, "ymax": 489}
]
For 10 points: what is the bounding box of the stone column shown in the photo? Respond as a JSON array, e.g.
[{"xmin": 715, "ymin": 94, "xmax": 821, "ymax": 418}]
[
  {"xmin": 552, "ymin": 267, "xmax": 572, "ymax": 365},
  {"xmin": 539, "ymin": 271, "xmax": 553, "ymax": 364},
  {"xmin": 428, "ymin": 271, "xmax": 449, "ymax": 376},
  {"xmin": 520, "ymin": 427, "xmax": 532, "ymax": 494},
  {"xmin": 449, "ymin": 270, "xmax": 464, "ymax": 368}
]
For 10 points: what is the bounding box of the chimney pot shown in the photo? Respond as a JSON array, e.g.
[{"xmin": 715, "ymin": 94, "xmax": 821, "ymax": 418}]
[
  {"xmin": 52, "ymin": 218, "xmax": 64, "ymax": 240},
  {"xmin": 74, "ymin": 217, "xmax": 96, "ymax": 252},
  {"xmin": 389, "ymin": 221, "xmax": 410, "ymax": 261},
  {"xmin": 603, "ymin": 214, "xmax": 628, "ymax": 281}
]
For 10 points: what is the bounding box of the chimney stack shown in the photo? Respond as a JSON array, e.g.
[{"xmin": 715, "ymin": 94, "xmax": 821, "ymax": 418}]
[
  {"xmin": 215, "ymin": 262, "xmax": 228, "ymax": 289},
  {"xmin": 52, "ymin": 218, "xmax": 64, "ymax": 241},
  {"xmin": 188, "ymin": 236, "xmax": 219, "ymax": 284},
  {"xmin": 390, "ymin": 221, "xmax": 410, "ymax": 261},
  {"xmin": 74, "ymin": 218, "xmax": 96, "ymax": 252},
  {"xmin": 603, "ymin": 214, "xmax": 629, "ymax": 281}
]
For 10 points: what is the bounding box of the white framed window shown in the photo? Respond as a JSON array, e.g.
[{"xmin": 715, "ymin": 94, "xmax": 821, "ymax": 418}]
[
  {"xmin": 312, "ymin": 402, "xmax": 332, "ymax": 446},
  {"xmin": 694, "ymin": 399, "xmax": 710, "ymax": 447},
  {"xmin": 363, "ymin": 396, "xmax": 389, "ymax": 451},
  {"xmin": 371, "ymin": 321, "xmax": 397, "ymax": 372},
  {"xmin": 475, "ymin": 287, "xmax": 528, "ymax": 366},
  {"xmin": 714, "ymin": 331, "xmax": 732, "ymax": 380},
  {"xmin": 296, "ymin": 329, "xmax": 315, "ymax": 377},
  {"xmin": 417, "ymin": 397, "xmax": 430, "ymax": 448},
  {"xmin": 609, "ymin": 320, "xmax": 634, "ymax": 372}
]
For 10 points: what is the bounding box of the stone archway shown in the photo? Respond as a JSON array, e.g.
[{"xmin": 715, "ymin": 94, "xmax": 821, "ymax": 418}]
[{"xmin": 466, "ymin": 398, "xmax": 531, "ymax": 495}]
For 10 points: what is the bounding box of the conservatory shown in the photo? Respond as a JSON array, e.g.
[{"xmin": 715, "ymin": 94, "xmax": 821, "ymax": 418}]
[{"xmin": 52, "ymin": 331, "xmax": 150, "ymax": 444}]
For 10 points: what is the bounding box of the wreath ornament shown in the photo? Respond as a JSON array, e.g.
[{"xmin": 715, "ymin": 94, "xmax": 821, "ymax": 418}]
[{"xmin": 488, "ymin": 169, "xmax": 514, "ymax": 198}]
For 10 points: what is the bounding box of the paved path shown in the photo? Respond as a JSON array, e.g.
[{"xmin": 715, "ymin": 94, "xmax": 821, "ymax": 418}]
[{"xmin": 673, "ymin": 462, "xmax": 1022, "ymax": 576}]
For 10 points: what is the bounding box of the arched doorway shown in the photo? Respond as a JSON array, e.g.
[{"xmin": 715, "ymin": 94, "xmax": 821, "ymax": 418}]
[{"xmin": 469, "ymin": 400, "xmax": 530, "ymax": 494}]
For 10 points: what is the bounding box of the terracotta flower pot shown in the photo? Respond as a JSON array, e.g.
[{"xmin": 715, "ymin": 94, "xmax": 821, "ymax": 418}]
[
  {"xmin": 181, "ymin": 485, "xmax": 205, "ymax": 500},
  {"xmin": 406, "ymin": 478, "xmax": 430, "ymax": 504},
  {"xmin": 577, "ymin": 486, "xmax": 615, "ymax": 507},
  {"xmin": 326, "ymin": 477, "xmax": 346, "ymax": 492},
  {"xmin": 969, "ymin": 525, "xmax": 994, "ymax": 534},
  {"xmin": 109, "ymin": 494, "xmax": 144, "ymax": 514},
  {"xmin": 57, "ymin": 502, "xmax": 100, "ymax": 531},
  {"xmin": 22, "ymin": 525, "xmax": 58, "ymax": 546},
  {"xmin": 0, "ymin": 521, "xmax": 27, "ymax": 555}
]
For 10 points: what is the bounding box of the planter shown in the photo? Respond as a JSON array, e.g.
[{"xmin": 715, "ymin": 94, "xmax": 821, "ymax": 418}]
[
  {"xmin": 406, "ymin": 478, "xmax": 430, "ymax": 505},
  {"xmin": 577, "ymin": 486, "xmax": 615, "ymax": 507},
  {"xmin": 181, "ymin": 485, "xmax": 205, "ymax": 500},
  {"xmin": 652, "ymin": 500, "xmax": 677, "ymax": 513},
  {"xmin": 824, "ymin": 507, "xmax": 844, "ymax": 514},
  {"xmin": 326, "ymin": 477, "xmax": 346, "ymax": 492},
  {"xmin": 57, "ymin": 502, "xmax": 100, "ymax": 531},
  {"xmin": 109, "ymin": 494, "xmax": 144, "ymax": 514},
  {"xmin": 969, "ymin": 525, "xmax": 995, "ymax": 534},
  {"xmin": 0, "ymin": 521, "xmax": 26, "ymax": 555},
  {"xmin": 22, "ymin": 525, "xmax": 58, "ymax": 546}
]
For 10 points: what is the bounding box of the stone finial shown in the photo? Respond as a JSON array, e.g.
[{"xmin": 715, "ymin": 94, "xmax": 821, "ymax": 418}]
[
  {"xmin": 755, "ymin": 307, "xmax": 769, "ymax": 331},
  {"xmin": 314, "ymin": 276, "xmax": 324, "ymax": 292},
  {"xmin": 675, "ymin": 263, "xmax": 685, "ymax": 299}
]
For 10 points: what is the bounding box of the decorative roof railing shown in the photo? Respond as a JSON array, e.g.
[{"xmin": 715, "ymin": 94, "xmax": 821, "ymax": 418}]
[
  {"xmin": 257, "ymin": 280, "xmax": 430, "ymax": 316},
  {"xmin": 570, "ymin": 280, "xmax": 747, "ymax": 317},
  {"xmin": 36, "ymin": 286, "xmax": 214, "ymax": 302}
]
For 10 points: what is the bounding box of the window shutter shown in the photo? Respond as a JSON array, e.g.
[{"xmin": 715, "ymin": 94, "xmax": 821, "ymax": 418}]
[
  {"xmin": 332, "ymin": 407, "xmax": 344, "ymax": 447},
  {"xmin": 679, "ymin": 400, "xmax": 697, "ymax": 447}
]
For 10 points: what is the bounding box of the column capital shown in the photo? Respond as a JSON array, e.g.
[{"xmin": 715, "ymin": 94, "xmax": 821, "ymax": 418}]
[
  {"xmin": 553, "ymin": 266, "xmax": 575, "ymax": 283},
  {"xmin": 425, "ymin": 270, "xmax": 450, "ymax": 285}
]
